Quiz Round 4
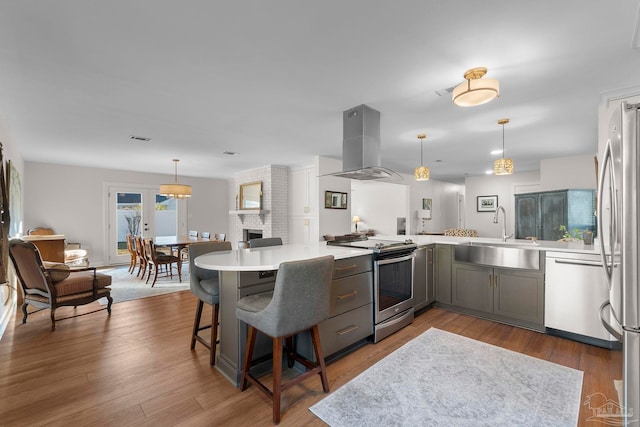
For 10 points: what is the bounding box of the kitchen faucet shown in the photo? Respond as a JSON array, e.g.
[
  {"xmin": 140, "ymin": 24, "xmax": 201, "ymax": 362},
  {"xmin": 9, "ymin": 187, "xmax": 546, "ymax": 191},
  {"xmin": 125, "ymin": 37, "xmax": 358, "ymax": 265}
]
[{"xmin": 493, "ymin": 205, "xmax": 513, "ymax": 242}]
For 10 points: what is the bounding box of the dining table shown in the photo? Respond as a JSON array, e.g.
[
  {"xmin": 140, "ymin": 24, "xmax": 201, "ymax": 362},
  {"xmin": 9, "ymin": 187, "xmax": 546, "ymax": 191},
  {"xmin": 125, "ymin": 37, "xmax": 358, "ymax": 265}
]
[{"xmin": 154, "ymin": 235, "xmax": 222, "ymax": 254}]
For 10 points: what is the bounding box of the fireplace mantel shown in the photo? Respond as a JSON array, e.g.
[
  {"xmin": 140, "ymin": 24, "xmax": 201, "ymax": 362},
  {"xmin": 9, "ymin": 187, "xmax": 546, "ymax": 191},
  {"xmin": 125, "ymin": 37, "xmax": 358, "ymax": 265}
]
[{"xmin": 229, "ymin": 210, "xmax": 269, "ymax": 224}]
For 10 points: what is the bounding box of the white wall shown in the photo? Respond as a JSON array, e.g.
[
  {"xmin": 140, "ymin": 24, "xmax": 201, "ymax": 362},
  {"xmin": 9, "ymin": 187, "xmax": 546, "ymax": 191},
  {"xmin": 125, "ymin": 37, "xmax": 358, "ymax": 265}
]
[
  {"xmin": 351, "ymin": 180, "xmax": 408, "ymax": 235},
  {"xmin": 464, "ymin": 171, "xmax": 540, "ymax": 238},
  {"xmin": 24, "ymin": 162, "xmax": 228, "ymax": 266},
  {"xmin": 540, "ymin": 154, "xmax": 598, "ymax": 191},
  {"xmin": 317, "ymin": 157, "xmax": 351, "ymax": 239},
  {"xmin": 407, "ymin": 176, "xmax": 463, "ymax": 234}
]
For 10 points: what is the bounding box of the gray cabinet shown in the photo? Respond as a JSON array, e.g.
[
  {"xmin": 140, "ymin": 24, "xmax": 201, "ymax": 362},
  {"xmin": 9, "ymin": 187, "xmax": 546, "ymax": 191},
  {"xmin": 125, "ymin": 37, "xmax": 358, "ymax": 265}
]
[
  {"xmin": 413, "ymin": 245, "xmax": 436, "ymax": 312},
  {"xmin": 452, "ymin": 261, "xmax": 545, "ymax": 327},
  {"xmin": 218, "ymin": 269, "xmax": 278, "ymax": 386},
  {"xmin": 435, "ymin": 244, "xmax": 452, "ymax": 304},
  {"xmin": 298, "ymin": 255, "xmax": 373, "ymax": 359},
  {"xmin": 493, "ymin": 268, "xmax": 544, "ymax": 324},
  {"xmin": 426, "ymin": 245, "xmax": 436, "ymax": 304},
  {"xmin": 452, "ymin": 262, "xmax": 493, "ymax": 312},
  {"xmin": 515, "ymin": 189, "xmax": 596, "ymax": 240}
]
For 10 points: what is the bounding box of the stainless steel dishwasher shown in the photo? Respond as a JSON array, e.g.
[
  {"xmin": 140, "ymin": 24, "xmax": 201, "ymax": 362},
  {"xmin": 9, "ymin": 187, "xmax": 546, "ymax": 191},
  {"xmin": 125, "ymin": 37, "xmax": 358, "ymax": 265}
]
[{"xmin": 545, "ymin": 251, "xmax": 619, "ymax": 348}]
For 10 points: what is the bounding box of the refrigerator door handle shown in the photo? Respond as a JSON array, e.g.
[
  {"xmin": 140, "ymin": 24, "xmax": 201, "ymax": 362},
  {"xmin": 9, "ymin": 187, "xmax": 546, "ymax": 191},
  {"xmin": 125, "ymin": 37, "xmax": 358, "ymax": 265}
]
[
  {"xmin": 599, "ymin": 300, "xmax": 623, "ymax": 342},
  {"xmin": 597, "ymin": 140, "xmax": 615, "ymax": 288}
]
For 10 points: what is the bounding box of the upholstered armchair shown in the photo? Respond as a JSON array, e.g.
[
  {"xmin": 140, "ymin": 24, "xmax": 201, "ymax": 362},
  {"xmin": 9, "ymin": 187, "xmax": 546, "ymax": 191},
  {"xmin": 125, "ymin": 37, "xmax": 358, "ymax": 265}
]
[{"xmin": 9, "ymin": 239, "xmax": 112, "ymax": 330}]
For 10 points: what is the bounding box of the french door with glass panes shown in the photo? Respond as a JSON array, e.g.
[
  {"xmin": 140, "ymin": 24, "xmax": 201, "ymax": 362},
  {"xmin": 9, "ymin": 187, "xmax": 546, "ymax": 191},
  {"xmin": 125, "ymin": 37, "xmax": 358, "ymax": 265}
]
[{"xmin": 107, "ymin": 185, "xmax": 186, "ymax": 265}]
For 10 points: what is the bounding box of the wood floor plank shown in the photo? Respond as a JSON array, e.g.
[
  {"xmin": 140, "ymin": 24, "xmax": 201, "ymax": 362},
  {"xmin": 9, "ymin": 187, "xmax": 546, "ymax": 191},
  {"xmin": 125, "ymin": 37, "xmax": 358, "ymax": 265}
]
[{"xmin": 0, "ymin": 291, "xmax": 622, "ymax": 426}]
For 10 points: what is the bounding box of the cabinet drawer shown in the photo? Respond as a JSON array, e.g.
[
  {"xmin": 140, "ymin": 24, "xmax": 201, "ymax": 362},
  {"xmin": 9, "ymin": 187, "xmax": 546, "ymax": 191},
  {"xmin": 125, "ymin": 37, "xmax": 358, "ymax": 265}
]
[
  {"xmin": 332, "ymin": 255, "xmax": 372, "ymax": 279},
  {"xmin": 329, "ymin": 271, "xmax": 373, "ymax": 317},
  {"xmin": 319, "ymin": 304, "xmax": 373, "ymax": 357},
  {"xmin": 238, "ymin": 270, "xmax": 277, "ymax": 288}
]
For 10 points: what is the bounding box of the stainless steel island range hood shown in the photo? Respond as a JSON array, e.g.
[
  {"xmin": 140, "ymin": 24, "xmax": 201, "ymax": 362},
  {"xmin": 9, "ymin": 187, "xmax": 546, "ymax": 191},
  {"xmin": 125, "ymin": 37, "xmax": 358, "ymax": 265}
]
[{"xmin": 329, "ymin": 104, "xmax": 401, "ymax": 180}]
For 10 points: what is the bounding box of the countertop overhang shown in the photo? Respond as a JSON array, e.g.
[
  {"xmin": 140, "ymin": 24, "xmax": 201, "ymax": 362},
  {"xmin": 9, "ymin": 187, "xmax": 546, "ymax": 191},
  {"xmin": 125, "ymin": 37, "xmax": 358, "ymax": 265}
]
[{"xmin": 194, "ymin": 243, "xmax": 372, "ymax": 271}]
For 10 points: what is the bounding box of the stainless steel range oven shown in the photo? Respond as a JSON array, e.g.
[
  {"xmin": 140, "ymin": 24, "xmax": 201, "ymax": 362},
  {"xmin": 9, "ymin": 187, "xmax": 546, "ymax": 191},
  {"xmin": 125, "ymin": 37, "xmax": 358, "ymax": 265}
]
[{"xmin": 328, "ymin": 237, "xmax": 417, "ymax": 342}]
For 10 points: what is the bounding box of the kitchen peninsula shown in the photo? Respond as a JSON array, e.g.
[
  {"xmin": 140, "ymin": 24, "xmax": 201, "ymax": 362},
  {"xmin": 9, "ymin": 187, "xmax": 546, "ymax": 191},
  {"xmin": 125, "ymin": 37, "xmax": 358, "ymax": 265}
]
[{"xmin": 195, "ymin": 243, "xmax": 373, "ymax": 386}]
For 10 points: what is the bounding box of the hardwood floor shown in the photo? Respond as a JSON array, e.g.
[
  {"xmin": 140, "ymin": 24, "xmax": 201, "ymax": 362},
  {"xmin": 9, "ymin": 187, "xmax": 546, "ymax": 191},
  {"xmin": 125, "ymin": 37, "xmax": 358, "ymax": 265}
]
[{"xmin": 0, "ymin": 291, "xmax": 622, "ymax": 426}]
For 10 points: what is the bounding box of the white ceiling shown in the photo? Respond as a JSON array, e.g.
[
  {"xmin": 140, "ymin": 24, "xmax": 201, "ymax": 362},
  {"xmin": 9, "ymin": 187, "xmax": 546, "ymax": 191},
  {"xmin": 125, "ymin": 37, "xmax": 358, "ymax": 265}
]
[{"xmin": 2, "ymin": 1, "xmax": 640, "ymax": 184}]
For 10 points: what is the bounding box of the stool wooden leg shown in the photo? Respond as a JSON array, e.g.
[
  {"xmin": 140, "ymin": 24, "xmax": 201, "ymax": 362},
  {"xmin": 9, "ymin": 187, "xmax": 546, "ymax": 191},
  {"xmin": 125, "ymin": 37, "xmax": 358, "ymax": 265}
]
[
  {"xmin": 241, "ymin": 326, "xmax": 257, "ymax": 391},
  {"xmin": 272, "ymin": 336, "xmax": 283, "ymax": 424},
  {"xmin": 210, "ymin": 303, "xmax": 219, "ymax": 366},
  {"xmin": 191, "ymin": 300, "xmax": 204, "ymax": 349},
  {"xmin": 311, "ymin": 325, "xmax": 330, "ymax": 393}
]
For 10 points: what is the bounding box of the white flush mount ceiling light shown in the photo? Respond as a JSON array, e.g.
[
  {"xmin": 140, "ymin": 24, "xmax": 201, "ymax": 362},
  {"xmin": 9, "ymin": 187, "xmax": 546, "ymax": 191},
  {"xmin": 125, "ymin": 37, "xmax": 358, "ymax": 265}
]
[
  {"xmin": 160, "ymin": 159, "xmax": 192, "ymax": 199},
  {"xmin": 452, "ymin": 67, "xmax": 499, "ymax": 107},
  {"xmin": 414, "ymin": 134, "xmax": 430, "ymax": 181},
  {"xmin": 494, "ymin": 118, "xmax": 514, "ymax": 175}
]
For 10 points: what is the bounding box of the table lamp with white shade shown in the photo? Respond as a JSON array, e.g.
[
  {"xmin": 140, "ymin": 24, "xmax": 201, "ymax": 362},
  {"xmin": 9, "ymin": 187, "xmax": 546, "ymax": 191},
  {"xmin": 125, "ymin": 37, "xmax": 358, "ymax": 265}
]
[{"xmin": 352, "ymin": 215, "xmax": 361, "ymax": 232}]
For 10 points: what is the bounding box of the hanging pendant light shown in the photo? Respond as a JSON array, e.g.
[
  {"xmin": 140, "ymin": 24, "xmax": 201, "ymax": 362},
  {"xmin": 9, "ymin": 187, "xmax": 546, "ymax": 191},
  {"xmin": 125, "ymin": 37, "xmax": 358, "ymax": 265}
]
[
  {"xmin": 160, "ymin": 159, "xmax": 192, "ymax": 199},
  {"xmin": 414, "ymin": 134, "xmax": 430, "ymax": 181},
  {"xmin": 494, "ymin": 119, "xmax": 514, "ymax": 175},
  {"xmin": 452, "ymin": 67, "xmax": 500, "ymax": 107}
]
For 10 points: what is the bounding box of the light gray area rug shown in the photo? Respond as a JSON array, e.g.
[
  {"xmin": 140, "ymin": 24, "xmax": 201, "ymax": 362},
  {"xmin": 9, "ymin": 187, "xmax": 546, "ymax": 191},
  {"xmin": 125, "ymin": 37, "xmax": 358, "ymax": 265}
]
[
  {"xmin": 97, "ymin": 265, "xmax": 190, "ymax": 305},
  {"xmin": 310, "ymin": 328, "xmax": 583, "ymax": 427}
]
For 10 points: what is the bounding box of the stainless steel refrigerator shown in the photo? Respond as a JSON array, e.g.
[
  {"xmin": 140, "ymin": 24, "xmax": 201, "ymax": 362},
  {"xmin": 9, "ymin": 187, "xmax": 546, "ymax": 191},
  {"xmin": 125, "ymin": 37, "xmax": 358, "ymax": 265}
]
[{"xmin": 598, "ymin": 100, "xmax": 640, "ymax": 425}]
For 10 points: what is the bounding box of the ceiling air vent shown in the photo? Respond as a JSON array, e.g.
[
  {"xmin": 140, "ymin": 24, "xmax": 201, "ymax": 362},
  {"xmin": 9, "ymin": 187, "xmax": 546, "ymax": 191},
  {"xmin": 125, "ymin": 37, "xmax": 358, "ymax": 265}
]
[{"xmin": 129, "ymin": 135, "xmax": 151, "ymax": 142}]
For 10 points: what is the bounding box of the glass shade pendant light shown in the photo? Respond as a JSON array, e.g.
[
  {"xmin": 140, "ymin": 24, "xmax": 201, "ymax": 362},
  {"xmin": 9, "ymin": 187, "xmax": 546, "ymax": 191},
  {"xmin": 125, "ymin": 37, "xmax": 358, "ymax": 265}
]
[
  {"xmin": 494, "ymin": 119, "xmax": 514, "ymax": 175},
  {"xmin": 452, "ymin": 67, "xmax": 500, "ymax": 107},
  {"xmin": 414, "ymin": 134, "xmax": 430, "ymax": 181},
  {"xmin": 160, "ymin": 159, "xmax": 192, "ymax": 198}
]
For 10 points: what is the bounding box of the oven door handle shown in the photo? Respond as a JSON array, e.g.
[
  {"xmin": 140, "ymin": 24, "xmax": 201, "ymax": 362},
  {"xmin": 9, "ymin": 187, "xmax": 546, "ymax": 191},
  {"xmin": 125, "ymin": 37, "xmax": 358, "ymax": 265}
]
[{"xmin": 376, "ymin": 253, "xmax": 416, "ymax": 265}]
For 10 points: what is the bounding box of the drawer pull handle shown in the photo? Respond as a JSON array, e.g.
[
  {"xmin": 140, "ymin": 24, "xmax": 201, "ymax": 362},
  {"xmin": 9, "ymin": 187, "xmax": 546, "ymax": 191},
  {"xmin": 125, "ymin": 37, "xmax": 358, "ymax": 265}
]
[
  {"xmin": 336, "ymin": 325, "xmax": 359, "ymax": 336},
  {"xmin": 258, "ymin": 270, "xmax": 275, "ymax": 279},
  {"xmin": 336, "ymin": 290, "xmax": 358, "ymax": 300},
  {"xmin": 335, "ymin": 264, "xmax": 357, "ymax": 272}
]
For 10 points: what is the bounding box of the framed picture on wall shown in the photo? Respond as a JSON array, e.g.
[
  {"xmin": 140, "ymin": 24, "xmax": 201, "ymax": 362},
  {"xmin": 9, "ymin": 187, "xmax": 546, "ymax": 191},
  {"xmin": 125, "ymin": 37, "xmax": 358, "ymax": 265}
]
[
  {"xmin": 325, "ymin": 191, "xmax": 347, "ymax": 209},
  {"xmin": 477, "ymin": 195, "xmax": 498, "ymax": 212}
]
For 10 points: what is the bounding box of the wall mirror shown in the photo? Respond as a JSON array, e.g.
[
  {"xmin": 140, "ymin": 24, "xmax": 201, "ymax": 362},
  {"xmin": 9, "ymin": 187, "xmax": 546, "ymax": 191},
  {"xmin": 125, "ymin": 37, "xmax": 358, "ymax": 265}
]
[
  {"xmin": 325, "ymin": 191, "xmax": 347, "ymax": 209},
  {"xmin": 240, "ymin": 181, "xmax": 262, "ymax": 210}
]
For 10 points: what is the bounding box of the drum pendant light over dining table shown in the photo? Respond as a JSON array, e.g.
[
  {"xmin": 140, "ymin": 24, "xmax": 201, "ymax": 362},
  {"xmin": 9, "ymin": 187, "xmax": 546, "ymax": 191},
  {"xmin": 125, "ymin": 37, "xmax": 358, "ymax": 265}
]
[{"xmin": 160, "ymin": 159, "xmax": 192, "ymax": 199}]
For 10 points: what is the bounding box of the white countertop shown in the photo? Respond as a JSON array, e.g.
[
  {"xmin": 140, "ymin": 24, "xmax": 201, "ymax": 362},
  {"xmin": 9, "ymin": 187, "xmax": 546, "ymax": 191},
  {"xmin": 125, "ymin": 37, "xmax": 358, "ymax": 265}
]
[
  {"xmin": 376, "ymin": 234, "xmax": 601, "ymax": 255},
  {"xmin": 194, "ymin": 243, "xmax": 372, "ymax": 271}
]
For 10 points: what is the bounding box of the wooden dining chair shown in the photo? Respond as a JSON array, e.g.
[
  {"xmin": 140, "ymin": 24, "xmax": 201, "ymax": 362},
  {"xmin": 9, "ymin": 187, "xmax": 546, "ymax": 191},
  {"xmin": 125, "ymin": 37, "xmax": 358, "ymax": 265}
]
[
  {"xmin": 214, "ymin": 233, "xmax": 226, "ymax": 241},
  {"xmin": 143, "ymin": 238, "xmax": 182, "ymax": 287},
  {"xmin": 200, "ymin": 232, "xmax": 211, "ymax": 239},
  {"xmin": 134, "ymin": 235, "xmax": 147, "ymax": 280},
  {"xmin": 125, "ymin": 234, "xmax": 137, "ymax": 274},
  {"xmin": 189, "ymin": 230, "xmax": 198, "ymax": 238}
]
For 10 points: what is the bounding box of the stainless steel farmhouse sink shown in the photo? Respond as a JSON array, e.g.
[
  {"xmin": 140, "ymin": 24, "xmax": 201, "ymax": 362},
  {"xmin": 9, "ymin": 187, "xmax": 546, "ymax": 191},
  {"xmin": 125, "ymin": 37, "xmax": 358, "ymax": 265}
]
[{"xmin": 454, "ymin": 241, "xmax": 541, "ymax": 270}]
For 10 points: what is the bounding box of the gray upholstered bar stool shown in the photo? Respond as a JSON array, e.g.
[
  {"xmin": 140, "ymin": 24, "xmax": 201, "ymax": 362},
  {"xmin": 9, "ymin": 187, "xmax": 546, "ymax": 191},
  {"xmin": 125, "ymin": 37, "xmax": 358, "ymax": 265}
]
[
  {"xmin": 236, "ymin": 255, "xmax": 334, "ymax": 424},
  {"xmin": 248, "ymin": 237, "xmax": 283, "ymax": 248},
  {"xmin": 189, "ymin": 241, "xmax": 232, "ymax": 365}
]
